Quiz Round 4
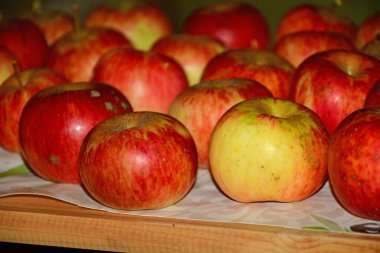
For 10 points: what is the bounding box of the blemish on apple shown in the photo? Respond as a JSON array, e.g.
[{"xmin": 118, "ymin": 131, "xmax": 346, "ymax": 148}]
[
  {"xmin": 90, "ymin": 90, "xmax": 101, "ymax": 97},
  {"xmin": 50, "ymin": 154, "xmax": 60, "ymax": 165},
  {"xmin": 104, "ymin": 101, "xmax": 115, "ymax": 112}
]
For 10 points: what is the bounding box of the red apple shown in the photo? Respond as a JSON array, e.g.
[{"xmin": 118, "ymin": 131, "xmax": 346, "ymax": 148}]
[
  {"xmin": 274, "ymin": 30, "xmax": 358, "ymax": 67},
  {"xmin": 92, "ymin": 47, "xmax": 188, "ymax": 113},
  {"xmin": 328, "ymin": 107, "xmax": 380, "ymax": 220},
  {"xmin": 0, "ymin": 18, "xmax": 48, "ymax": 70},
  {"xmin": 201, "ymin": 49, "xmax": 295, "ymax": 99},
  {"xmin": 84, "ymin": 0, "xmax": 172, "ymax": 51},
  {"xmin": 209, "ymin": 97, "xmax": 329, "ymax": 202},
  {"xmin": 365, "ymin": 78, "xmax": 380, "ymax": 107},
  {"xmin": 0, "ymin": 67, "xmax": 67, "ymax": 153},
  {"xmin": 182, "ymin": 2, "xmax": 269, "ymax": 50},
  {"xmin": 46, "ymin": 25, "xmax": 132, "ymax": 82},
  {"xmin": 151, "ymin": 34, "xmax": 226, "ymax": 85},
  {"xmin": 169, "ymin": 78, "xmax": 272, "ymax": 169},
  {"xmin": 275, "ymin": 3, "xmax": 358, "ymax": 42},
  {"xmin": 289, "ymin": 49, "xmax": 380, "ymax": 133},
  {"xmin": 356, "ymin": 11, "xmax": 380, "ymax": 49},
  {"xmin": 21, "ymin": 0, "xmax": 75, "ymax": 46},
  {"xmin": 19, "ymin": 82, "xmax": 133, "ymax": 184},
  {"xmin": 0, "ymin": 45, "xmax": 19, "ymax": 85},
  {"xmin": 78, "ymin": 111, "xmax": 197, "ymax": 210}
]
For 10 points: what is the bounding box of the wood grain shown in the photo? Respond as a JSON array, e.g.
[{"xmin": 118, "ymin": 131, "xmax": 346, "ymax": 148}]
[{"xmin": 0, "ymin": 195, "xmax": 379, "ymax": 253}]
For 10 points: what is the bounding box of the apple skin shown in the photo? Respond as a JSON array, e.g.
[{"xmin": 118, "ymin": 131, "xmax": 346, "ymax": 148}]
[
  {"xmin": 273, "ymin": 30, "xmax": 358, "ymax": 67},
  {"xmin": 19, "ymin": 82, "xmax": 133, "ymax": 184},
  {"xmin": 356, "ymin": 11, "xmax": 380, "ymax": 49},
  {"xmin": 169, "ymin": 78, "xmax": 272, "ymax": 169},
  {"xmin": 84, "ymin": 0, "xmax": 172, "ymax": 51},
  {"xmin": 0, "ymin": 67, "xmax": 68, "ymax": 153},
  {"xmin": 201, "ymin": 49, "xmax": 295, "ymax": 99},
  {"xmin": 362, "ymin": 35, "xmax": 380, "ymax": 61},
  {"xmin": 275, "ymin": 3, "xmax": 358, "ymax": 42},
  {"xmin": 92, "ymin": 47, "xmax": 188, "ymax": 113},
  {"xmin": 289, "ymin": 49, "xmax": 380, "ymax": 133},
  {"xmin": 0, "ymin": 45, "xmax": 19, "ymax": 85},
  {"xmin": 182, "ymin": 2, "xmax": 269, "ymax": 50},
  {"xmin": 151, "ymin": 34, "xmax": 226, "ymax": 85},
  {"xmin": 209, "ymin": 97, "xmax": 330, "ymax": 203},
  {"xmin": 78, "ymin": 111, "xmax": 197, "ymax": 210},
  {"xmin": 328, "ymin": 107, "xmax": 380, "ymax": 220},
  {"xmin": 365, "ymin": 79, "xmax": 380, "ymax": 107},
  {"xmin": 46, "ymin": 27, "xmax": 132, "ymax": 82},
  {"xmin": 0, "ymin": 18, "xmax": 48, "ymax": 70},
  {"xmin": 22, "ymin": 5, "xmax": 75, "ymax": 46}
]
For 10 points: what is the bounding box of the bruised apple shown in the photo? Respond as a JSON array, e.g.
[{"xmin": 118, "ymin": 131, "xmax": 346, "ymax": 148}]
[
  {"xmin": 19, "ymin": 82, "xmax": 133, "ymax": 184},
  {"xmin": 79, "ymin": 111, "xmax": 197, "ymax": 210},
  {"xmin": 209, "ymin": 97, "xmax": 329, "ymax": 203}
]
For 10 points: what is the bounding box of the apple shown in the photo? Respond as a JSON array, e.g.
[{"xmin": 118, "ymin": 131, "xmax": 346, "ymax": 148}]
[
  {"xmin": 182, "ymin": 2, "xmax": 269, "ymax": 50},
  {"xmin": 209, "ymin": 97, "xmax": 329, "ymax": 203},
  {"xmin": 275, "ymin": 3, "xmax": 358, "ymax": 42},
  {"xmin": 273, "ymin": 30, "xmax": 358, "ymax": 67},
  {"xmin": 201, "ymin": 49, "xmax": 295, "ymax": 99},
  {"xmin": 356, "ymin": 11, "xmax": 380, "ymax": 49},
  {"xmin": 21, "ymin": 0, "xmax": 75, "ymax": 46},
  {"xmin": 365, "ymin": 79, "xmax": 380, "ymax": 107},
  {"xmin": 19, "ymin": 82, "xmax": 133, "ymax": 184},
  {"xmin": 78, "ymin": 111, "xmax": 197, "ymax": 210},
  {"xmin": 169, "ymin": 78, "xmax": 272, "ymax": 169},
  {"xmin": 151, "ymin": 33, "xmax": 226, "ymax": 85},
  {"xmin": 84, "ymin": 0, "xmax": 172, "ymax": 51},
  {"xmin": 0, "ymin": 18, "xmax": 48, "ymax": 70},
  {"xmin": 0, "ymin": 67, "xmax": 67, "ymax": 153},
  {"xmin": 92, "ymin": 47, "xmax": 188, "ymax": 113},
  {"xmin": 289, "ymin": 49, "xmax": 380, "ymax": 133},
  {"xmin": 46, "ymin": 4, "xmax": 133, "ymax": 83},
  {"xmin": 328, "ymin": 106, "xmax": 380, "ymax": 220},
  {"xmin": 0, "ymin": 45, "xmax": 19, "ymax": 85}
]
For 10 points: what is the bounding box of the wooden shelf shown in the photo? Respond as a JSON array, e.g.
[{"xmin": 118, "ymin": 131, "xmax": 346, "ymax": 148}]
[{"xmin": 0, "ymin": 195, "xmax": 379, "ymax": 253}]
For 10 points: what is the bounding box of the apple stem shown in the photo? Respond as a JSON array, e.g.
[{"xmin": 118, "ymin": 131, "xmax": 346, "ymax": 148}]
[
  {"xmin": 32, "ymin": 0, "xmax": 42, "ymax": 15},
  {"xmin": 12, "ymin": 61, "xmax": 22, "ymax": 87},
  {"xmin": 72, "ymin": 3, "xmax": 81, "ymax": 33}
]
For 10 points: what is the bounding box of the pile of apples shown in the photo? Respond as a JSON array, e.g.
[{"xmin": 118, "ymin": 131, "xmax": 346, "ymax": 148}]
[{"xmin": 0, "ymin": 0, "xmax": 379, "ymax": 220}]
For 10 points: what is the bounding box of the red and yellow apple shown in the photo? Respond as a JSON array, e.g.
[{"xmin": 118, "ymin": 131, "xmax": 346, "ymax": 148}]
[
  {"xmin": 0, "ymin": 67, "xmax": 67, "ymax": 153},
  {"xmin": 169, "ymin": 78, "xmax": 272, "ymax": 169},
  {"xmin": 92, "ymin": 47, "xmax": 188, "ymax": 113},
  {"xmin": 328, "ymin": 106, "xmax": 380, "ymax": 220},
  {"xmin": 84, "ymin": 0, "xmax": 172, "ymax": 51},
  {"xmin": 274, "ymin": 30, "xmax": 357, "ymax": 67},
  {"xmin": 275, "ymin": 3, "xmax": 358, "ymax": 42},
  {"xmin": 22, "ymin": 0, "xmax": 75, "ymax": 46},
  {"xmin": 209, "ymin": 97, "xmax": 330, "ymax": 202},
  {"xmin": 151, "ymin": 34, "xmax": 225, "ymax": 85},
  {"xmin": 182, "ymin": 2, "xmax": 269, "ymax": 50},
  {"xmin": 79, "ymin": 111, "xmax": 197, "ymax": 210},
  {"xmin": 46, "ymin": 19, "xmax": 132, "ymax": 82},
  {"xmin": 201, "ymin": 49, "xmax": 295, "ymax": 99},
  {"xmin": 289, "ymin": 49, "xmax": 380, "ymax": 133},
  {"xmin": 19, "ymin": 82, "xmax": 133, "ymax": 184}
]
